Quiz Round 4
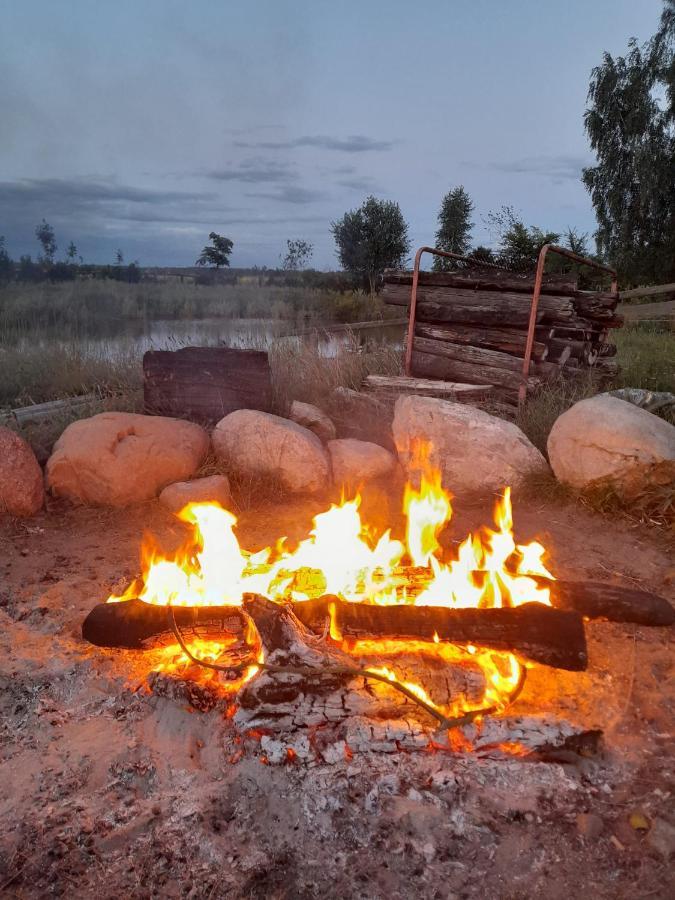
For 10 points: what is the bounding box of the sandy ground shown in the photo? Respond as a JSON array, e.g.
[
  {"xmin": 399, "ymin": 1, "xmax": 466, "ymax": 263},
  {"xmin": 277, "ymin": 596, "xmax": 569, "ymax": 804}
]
[{"xmin": 0, "ymin": 485, "xmax": 673, "ymax": 899}]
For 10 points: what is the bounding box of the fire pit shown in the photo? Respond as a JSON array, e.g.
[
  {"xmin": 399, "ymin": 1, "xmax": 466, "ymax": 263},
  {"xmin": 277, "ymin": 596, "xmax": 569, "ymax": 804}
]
[{"xmin": 81, "ymin": 452, "xmax": 673, "ymax": 758}]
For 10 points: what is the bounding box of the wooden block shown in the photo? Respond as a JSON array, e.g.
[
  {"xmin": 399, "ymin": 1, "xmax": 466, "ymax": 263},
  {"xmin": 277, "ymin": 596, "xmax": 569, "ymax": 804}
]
[{"xmin": 143, "ymin": 347, "xmax": 272, "ymax": 423}]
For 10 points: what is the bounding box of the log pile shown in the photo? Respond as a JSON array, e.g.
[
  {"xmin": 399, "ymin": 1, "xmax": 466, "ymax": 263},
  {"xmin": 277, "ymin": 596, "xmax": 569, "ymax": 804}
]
[{"xmin": 382, "ymin": 269, "xmax": 623, "ymax": 402}]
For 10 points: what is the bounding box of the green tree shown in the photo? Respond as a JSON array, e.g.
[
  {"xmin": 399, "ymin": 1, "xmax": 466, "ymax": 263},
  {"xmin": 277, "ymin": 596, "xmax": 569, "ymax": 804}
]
[
  {"xmin": 583, "ymin": 1, "xmax": 675, "ymax": 283},
  {"xmin": 331, "ymin": 195, "xmax": 410, "ymax": 293},
  {"xmin": 281, "ymin": 239, "xmax": 313, "ymax": 271},
  {"xmin": 35, "ymin": 219, "xmax": 56, "ymax": 263},
  {"xmin": 563, "ymin": 227, "xmax": 590, "ymax": 257},
  {"xmin": 432, "ymin": 186, "xmax": 474, "ymax": 270},
  {"xmin": 196, "ymin": 232, "xmax": 234, "ymax": 269},
  {"xmin": 66, "ymin": 241, "xmax": 78, "ymax": 264},
  {"xmin": 115, "ymin": 248, "xmax": 124, "ymax": 265},
  {"xmin": 468, "ymin": 245, "xmax": 496, "ymax": 265},
  {"xmin": 486, "ymin": 206, "xmax": 559, "ymax": 270}
]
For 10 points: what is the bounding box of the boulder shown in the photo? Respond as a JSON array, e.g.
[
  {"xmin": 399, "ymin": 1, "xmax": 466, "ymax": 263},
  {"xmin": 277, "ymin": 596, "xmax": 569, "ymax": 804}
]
[
  {"xmin": 46, "ymin": 412, "xmax": 210, "ymax": 507},
  {"xmin": 547, "ymin": 395, "xmax": 675, "ymax": 496},
  {"xmin": 393, "ymin": 395, "xmax": 548, "ymax": 492},
  {"xmin": 328, "ymin": 438, "xmax": 397, "ymax": 485},
  {"xmin": 212, "ymin": 409, "xmax": 330, "ymax": 494},
  {"xmin": 159, "ymin": 474, "xmax": 232, "ymax": 515},
  {"xmin": 289, "ymin": 400, "xmax": 336, "ymax": 443},
  {"xmin": 0, "ymin": 426, "xmax": 44, "ymax": 517}
]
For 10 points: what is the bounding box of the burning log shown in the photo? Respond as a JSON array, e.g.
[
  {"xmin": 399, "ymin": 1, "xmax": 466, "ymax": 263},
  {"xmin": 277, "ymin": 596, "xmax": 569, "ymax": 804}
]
[
  {"xmin": 82, "ymin": 576, "xmax": 673, "ymax": 656},
  {"xmin": 82, "ymin": 595, "xmax": 586, "ymax": 670},
  {"xmin": 291, "ymin": 597, "xmax": 587, "ymax": 671},
  {"xmin": 81, "ymin": 599, "xmax": 246, "ymax": 649}
]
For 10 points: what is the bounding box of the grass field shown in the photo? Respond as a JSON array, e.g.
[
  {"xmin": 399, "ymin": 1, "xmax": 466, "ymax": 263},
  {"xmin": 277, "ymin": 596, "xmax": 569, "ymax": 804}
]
[{"xmin": 0, "ymin": 280, "xmax": 387, "ymax": 332}]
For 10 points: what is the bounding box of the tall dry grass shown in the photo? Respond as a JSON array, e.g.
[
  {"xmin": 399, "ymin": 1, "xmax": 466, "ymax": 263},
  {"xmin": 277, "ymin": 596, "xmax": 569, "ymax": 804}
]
[{"xmin": 0, "ymin": 280, "xmax": 390, "ymax": 332}]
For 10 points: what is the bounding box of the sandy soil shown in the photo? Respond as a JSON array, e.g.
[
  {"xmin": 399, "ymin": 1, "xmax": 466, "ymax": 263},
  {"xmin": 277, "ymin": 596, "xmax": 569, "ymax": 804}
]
[{"xmin": 0, "ymin": 486, "xmax": 673, "ymax": 899}]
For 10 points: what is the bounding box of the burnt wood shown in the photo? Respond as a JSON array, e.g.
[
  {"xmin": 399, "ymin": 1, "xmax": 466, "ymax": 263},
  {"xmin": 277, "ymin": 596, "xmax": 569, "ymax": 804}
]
[
  {"xmin": 291, "ymin": 598, "xmax": 587, "ymax": 671},
  {"xmin": 82, "ymin": 596, "xmax": 586, "ymax": 669},
  {"xmin": 82, "ymin": 599, "xmax": 246, "ymax": 648},
  {"xmin": 143, "ymin": 346, "xmax": 272, "ymax": 423},
  {"xmin": 541, "ymin": 579, "xmax": 675, "ymax": 626}
]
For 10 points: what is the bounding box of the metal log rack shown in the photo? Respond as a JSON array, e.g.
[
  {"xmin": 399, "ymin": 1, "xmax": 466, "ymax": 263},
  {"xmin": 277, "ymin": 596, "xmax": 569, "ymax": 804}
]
[{"xmin": 403, "ymin": 245, "xmax": 618, "ymax": 406}]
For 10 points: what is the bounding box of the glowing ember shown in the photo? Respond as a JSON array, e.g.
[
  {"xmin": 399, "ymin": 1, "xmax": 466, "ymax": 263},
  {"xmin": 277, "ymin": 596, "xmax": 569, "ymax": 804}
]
[{"xmin": 109, "ymin": 446, "xmax": 555, "ymax": 722}]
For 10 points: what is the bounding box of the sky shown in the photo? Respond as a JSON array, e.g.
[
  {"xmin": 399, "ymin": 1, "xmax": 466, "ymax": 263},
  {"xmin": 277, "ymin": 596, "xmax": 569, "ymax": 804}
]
[{"xmin": 0, "ymin": 0, "xmax": 663, "ymax": 269}]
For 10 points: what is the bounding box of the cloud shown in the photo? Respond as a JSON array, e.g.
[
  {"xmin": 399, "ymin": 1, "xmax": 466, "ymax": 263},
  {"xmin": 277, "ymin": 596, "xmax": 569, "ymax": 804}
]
[
  {"xmin": 0, "ymin": 176, "xmax": 208, "ymax": 206},
  {"xmin": 203, "ymin": 158, "xmax": 296, "ymax": 184},
  {"xmin": 466, "ymin": 154, "xmax": 592, "ymax": 182},
  {"xmin": 335, "ymin": 174, "xmax": 378, "ymax": 192},
  {"xmin": 247, "ymin": 185, "xmax": 326, "ymax": 205},
  {"xmin": 235, "ymin": 134, "xmax": 395, "ymax": 153},
  {"xmin": 0, "ymin": 176, "xmax": 225, "ymax": 253}
]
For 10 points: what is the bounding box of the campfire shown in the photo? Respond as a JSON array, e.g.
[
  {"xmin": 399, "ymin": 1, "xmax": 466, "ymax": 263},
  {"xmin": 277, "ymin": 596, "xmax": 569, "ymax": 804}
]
[{"xmin": 82, "ymin": 447, "xmax": 673, "ymax": 755}]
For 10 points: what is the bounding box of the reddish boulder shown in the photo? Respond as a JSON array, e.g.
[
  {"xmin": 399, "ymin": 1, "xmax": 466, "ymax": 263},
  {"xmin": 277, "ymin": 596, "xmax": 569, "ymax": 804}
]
[{"xmin": 0, "ymin": 426, "xmax": 44, "ymax": 517}]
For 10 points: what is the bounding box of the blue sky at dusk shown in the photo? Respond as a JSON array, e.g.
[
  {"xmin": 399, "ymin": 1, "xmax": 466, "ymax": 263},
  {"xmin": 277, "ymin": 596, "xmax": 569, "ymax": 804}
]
[{"xmin": 0, "ymin": 0, "xmax": 662, "ymax": 268}]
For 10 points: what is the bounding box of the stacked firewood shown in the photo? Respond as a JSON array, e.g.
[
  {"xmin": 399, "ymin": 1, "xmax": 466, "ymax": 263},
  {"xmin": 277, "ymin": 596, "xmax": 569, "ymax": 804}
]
[{"xmin": 382, "ymin": 269, "xmax": 622, "ymax": 402}]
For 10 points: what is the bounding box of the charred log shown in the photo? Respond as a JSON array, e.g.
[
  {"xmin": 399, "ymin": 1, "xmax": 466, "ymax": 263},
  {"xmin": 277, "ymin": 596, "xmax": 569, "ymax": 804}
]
[
  {"xmin": 540, "ymin": 578, "xmax": 675, "ymax": 626},
  {"xmin": 291, "ymin": 598, "xmax": 587, "ymax": 671}
]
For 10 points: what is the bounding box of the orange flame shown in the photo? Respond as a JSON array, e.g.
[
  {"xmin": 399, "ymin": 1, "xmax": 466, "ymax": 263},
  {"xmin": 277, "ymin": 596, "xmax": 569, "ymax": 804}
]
[{"xmin": 109, "ymin": 443, "xmax": 555, "ymax": 724}]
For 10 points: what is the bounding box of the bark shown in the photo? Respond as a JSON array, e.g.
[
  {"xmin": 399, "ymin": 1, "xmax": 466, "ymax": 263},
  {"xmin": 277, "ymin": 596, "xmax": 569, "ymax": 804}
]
[
  {"xmin": 382, "ymin": 284, "xmax": 576, "ymax": 321},
  {"xmin": 538, "ymin": 578, "xmax": 675, "ymax": 626},
  {"xmin": 383, "ymin": 269, "xmax": 579, "ymax": 295},
  {"xmin": 362, "ymin": 374, "xmax": 493, "ymax": 402},
  {"xmin": 411, "ymin": 347, "xmax": 543, "ymax": 393},
  {"xmin": 291, "ymin": 597, "xmax": 587, "ymax": 671},
  {"xmin": 415, "ymin": 322, "xmax": 548, "ymax": 360}
]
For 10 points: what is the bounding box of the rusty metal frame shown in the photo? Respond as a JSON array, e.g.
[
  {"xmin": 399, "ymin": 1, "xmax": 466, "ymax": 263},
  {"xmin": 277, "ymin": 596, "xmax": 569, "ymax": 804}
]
[
  {"xmin": 403, "ymin": 244, "xmax": 618, "ymax": 407},
  {"xmin": 519, "ymin": 245, "xmax": 618, "ymax": 406},
  {"xmin": 403, "ymin": 246, "xmax": 505, "ymax": 376}
]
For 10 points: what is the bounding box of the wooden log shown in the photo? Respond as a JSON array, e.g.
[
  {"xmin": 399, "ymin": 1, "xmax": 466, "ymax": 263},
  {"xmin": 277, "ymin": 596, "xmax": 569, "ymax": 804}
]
[
  {"xmin": 413, "ymin": 336, "xmax": 526, "ymax": 373},
  {"xmin": 82, "ymin": 596, "xmax": 584, "ymax": 668},
  {"xmin": 594, "ymin": 359, "xmax": 620, "ymax": 378},
  {"xmin": 547, "ymin": 337, "xmax": 587, "ymax": 360},
  {"xmin": 382, "ymin": 284, "xmax": 576, "ymax": 321},
  {"xmin": 411, "ymin": 349, "xmax": 542, "ymax": 393},
  {"xmin": 143, "ymin": 347, "xmax": 272, "ymax": 423},
  {"xmin": 537, "ymin": 578, "xmax": 675, "ymax": 626},
  {"xmin": 542, "ymin": 345, "xmax": 571, "ymax": 367},
  {"xmin": 292, "ymin": 597, "xmax": 587, "ymax": 671},
  {"xmin": 383, "ymin": 270, "xmax": 579, "ymax": 295},
  {"xmin": 413, "ymin": 338, "xmax": 562, "ymax": 383},
  {"xmin": 82, "ymin": 600, "xmax": 246, "ymax": 649},
  {"xmin": 415, "ymin": 322, "xmax": 548, "ymax": 360},
  {"xmin": 362, "ymin": 374, "xmax": 493, "ymax": 402}
]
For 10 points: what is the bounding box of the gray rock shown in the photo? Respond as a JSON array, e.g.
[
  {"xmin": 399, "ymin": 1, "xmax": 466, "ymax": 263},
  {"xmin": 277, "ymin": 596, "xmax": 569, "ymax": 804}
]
[
  {"xmin": 605, "ymin": 387, "xmax": 675, "ymax": 415},
  {"xmin": 212, "ymin": 409, "xmax": 330, "ymax": 495},
  {"xmin": 547, "ymin": 395, "xmax": 675, "ymax": 496},
  {"xmin": 647, "ymin": 816, "xmax": 675, "ymax": 858},
  {"xmin": 158, "ymin": 474, "xmax": 231, "ymax": 514},
  {"xmin": 393, "ymin": 395, "xmax": 548, "ymax": 493},
  {"xmin": 289, "ymin": 400, "xmax": 336, "ymax": 443}
]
